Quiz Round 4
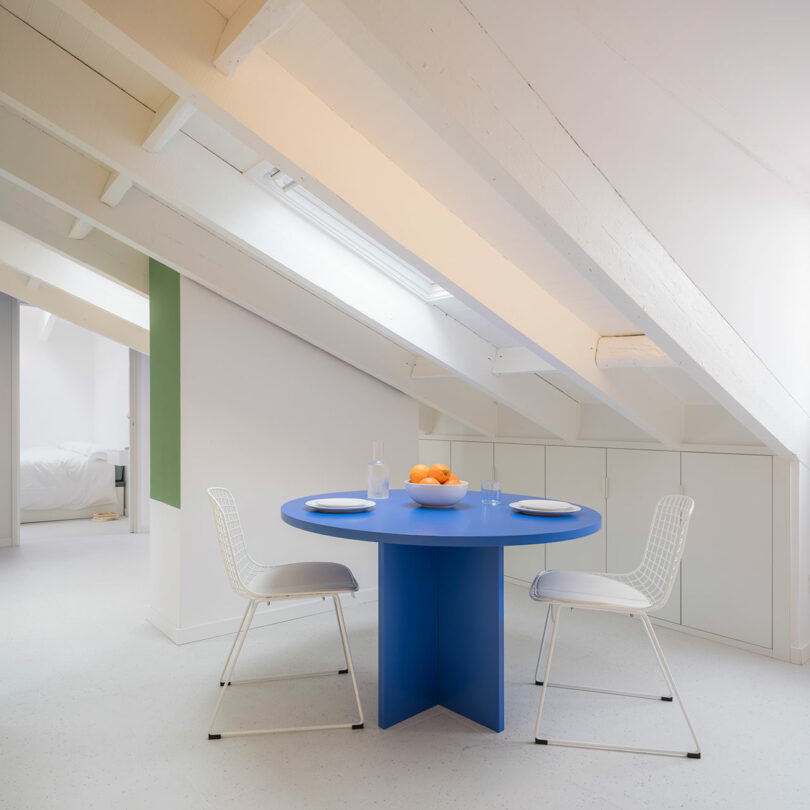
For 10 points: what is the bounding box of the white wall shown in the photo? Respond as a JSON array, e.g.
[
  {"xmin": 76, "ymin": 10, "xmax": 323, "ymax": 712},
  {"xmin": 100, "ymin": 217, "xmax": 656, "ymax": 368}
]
[
  {"xmin": 93, "ymin": 332, "xmax": 129, "ymax": 448},
  {"xmin": 0, "ymin": 293, "xmax": 16, "ymax": 546},
  {"xmin": 19, "ymin": 306, "xmax": 94, "ymax": 448},
  {"xmin": 153, "ymin": 278, "xmax": 418, "ymax": 642},
  {"xmin": 18, "ymin": 306, "xmax": 129, "ymax": 450}
]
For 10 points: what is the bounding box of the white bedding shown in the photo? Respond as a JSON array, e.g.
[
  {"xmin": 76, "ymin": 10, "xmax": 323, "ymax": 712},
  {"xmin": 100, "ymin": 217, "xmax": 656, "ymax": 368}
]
[{"xmin": 20, "ymin": 446, "xmax": 117, "ymax": 511}]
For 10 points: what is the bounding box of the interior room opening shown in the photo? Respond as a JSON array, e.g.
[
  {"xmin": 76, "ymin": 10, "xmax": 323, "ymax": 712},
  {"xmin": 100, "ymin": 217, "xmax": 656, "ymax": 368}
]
[{"xmin": 18, "ymin": 304, "xmax": 133, "ymax": 539}]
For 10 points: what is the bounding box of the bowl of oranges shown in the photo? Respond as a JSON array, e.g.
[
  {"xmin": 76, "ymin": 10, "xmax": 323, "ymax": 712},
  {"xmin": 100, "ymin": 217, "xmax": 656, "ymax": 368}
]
[{"xmin": 405, "ymin": 463, "xmax": 469, "ymax": 507}]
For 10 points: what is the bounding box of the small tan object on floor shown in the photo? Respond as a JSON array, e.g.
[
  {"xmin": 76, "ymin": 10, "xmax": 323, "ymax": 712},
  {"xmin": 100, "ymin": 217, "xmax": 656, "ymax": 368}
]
[{"xmin": 92, "ymin": 512, "xmax": 120, "ymax": 522}]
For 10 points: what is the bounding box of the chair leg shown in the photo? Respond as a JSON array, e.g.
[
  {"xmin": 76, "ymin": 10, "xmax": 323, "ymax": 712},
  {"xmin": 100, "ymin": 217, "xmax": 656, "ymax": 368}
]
[
  {"xmin": 533, "ymin": 603, "xmax": 553, "ymax": 684},
  {"xmin": 333, "ymin": 594, "xmax": 350, "ymax": 674},
  {"xmin": 333, "ymin": 595, "xmax": 365, "ymax": 729},
  {"xmin": 219, "ymin": 601, "xmax": 252, "ymax": 686},
  {"xmin": 533, "ymin": 606, "xmax": 702, "ymax": 758},
  {"xmin": 641, "ymin": 614, "xmax": 701, "ymax": 758},
  {"xmin": 534, "ymin": 604, "xmax": 561, "ymax": 743},
  {"xmin": 208, "ymin": 599, "xmax": 258, "ymax": 739},
  {"xmin": 207, "ymin": 594, "xmax": 365, "ymax": 739},
  {"xmin": 535, "ymin": 609, "xmax": 673, "ymax": 702}
]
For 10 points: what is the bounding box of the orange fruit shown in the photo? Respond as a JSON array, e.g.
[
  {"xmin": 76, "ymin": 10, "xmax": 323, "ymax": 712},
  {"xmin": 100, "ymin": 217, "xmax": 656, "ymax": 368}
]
[
  {"xmin": 409, "ymin": 464, "xmax": 431, "ymax": 483},
  {"xmin": 428, "ymin": 463, "xmax": 451, "ymax": 484},
  {"xmin": 420, "ymin": 477, "xmax": 440, "ymax": 485},
  {"xmin": 444, "ymin": 474, "xmax": 461, "ymax": 485}
]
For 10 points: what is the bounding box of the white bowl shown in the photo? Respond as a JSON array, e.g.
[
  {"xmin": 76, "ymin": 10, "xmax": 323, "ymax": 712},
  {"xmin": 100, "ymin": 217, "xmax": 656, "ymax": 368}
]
[{"xmin": 404, "ymin": 480, "xmax": 469, "ymax": 507}]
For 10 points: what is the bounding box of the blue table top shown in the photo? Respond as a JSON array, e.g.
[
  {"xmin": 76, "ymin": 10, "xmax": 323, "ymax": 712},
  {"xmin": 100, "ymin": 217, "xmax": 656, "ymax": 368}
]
[{"xmin": 281, "ymin": 489, "xmax": 601, "ymax": 548}]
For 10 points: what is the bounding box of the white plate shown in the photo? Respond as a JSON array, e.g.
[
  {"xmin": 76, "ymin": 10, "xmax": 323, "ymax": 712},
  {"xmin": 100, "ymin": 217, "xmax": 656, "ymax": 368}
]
[
  {"xmin": 509, "ymin": 499, "xmax": 581, "ymax": 516},
  {"xmin": 515, "ymin": 499, "xmax": 576, "ymax": 511},
  {"xmin": 306, "ymin": 498, "xmax": 375, "ymax": 513}
]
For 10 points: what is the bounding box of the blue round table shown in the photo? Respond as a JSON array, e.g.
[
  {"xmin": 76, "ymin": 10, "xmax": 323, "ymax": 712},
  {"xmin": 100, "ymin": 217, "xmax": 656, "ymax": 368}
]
[{"xmin": 281, "ymin": 489, "xmax": 601, "ymax": 732}]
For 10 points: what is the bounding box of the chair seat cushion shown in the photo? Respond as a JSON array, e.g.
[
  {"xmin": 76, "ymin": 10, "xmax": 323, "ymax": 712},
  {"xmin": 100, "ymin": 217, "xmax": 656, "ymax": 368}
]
[
  {"xmin": 247, "ymin": 562, "xmax": 358, "ymax": 597},
  {"xmin": 530, "ymin": 570, "xmax": 651, "ymax": 609}
]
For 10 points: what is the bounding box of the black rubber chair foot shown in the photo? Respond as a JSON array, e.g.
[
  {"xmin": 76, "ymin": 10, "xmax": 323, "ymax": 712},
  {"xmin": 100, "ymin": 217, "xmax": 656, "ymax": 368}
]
[
  {"xmin": 352, "ymin": 723, "xmax": 364, "ymax": 729},
  {"xmin": 661, "ymin": 696, "xmax": 673, "ymax": 701},
  {"xmin": 535, "ymin": 680, "xmax": 544, "ymax": 686},
  {"xmin": 535, "ymin": 738, "xmax": 548, "ymax": 745},
  {"xmin": 687, "ymin": 752, "xmax": 701, "ymax": 759},
  {"xmin": 219, "ymin": 681, "xmax": 231, "ymax": 687},
  {"xmin": 208, "ymin": 734, "xmax": 221, "ymax": 740},
  {"xmin": 338, "ymin": 668, "xmax": 348, "ymax": 674}
]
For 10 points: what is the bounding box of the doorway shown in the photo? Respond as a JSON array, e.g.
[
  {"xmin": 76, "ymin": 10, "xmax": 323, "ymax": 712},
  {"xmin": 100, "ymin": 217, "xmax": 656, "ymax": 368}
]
[{"xmin": 2, "ymin": 298, "xmax": 149, "ymax": 545}]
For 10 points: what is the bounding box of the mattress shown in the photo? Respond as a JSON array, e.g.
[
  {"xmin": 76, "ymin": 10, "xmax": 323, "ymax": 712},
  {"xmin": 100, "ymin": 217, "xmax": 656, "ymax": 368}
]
[{"xmin": 19, "ymin": 444, "xmax": 117, "ymax": 511}]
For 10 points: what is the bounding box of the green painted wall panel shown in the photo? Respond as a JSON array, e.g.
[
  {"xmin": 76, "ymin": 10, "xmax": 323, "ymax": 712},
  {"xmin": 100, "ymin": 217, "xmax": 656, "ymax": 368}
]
[{"xmin": 149, "ymin": 259, "xmax": 181, "ymax": 509}]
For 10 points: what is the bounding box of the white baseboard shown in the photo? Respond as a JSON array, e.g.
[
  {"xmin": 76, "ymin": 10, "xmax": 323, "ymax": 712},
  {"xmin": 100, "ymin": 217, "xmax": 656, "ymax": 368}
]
[
  {"xmin": 0, "ymin": 535, "xmax": 12, "ymax": 548},
  {"xmin": 146, "ymin": 607, "xmax": 181, "ymax": 644},
  {"xmin": 149, "ymin": 587, "xmax": 379, "ymax": 645},
  {"xmin": 790, "ymin": 642, "xmax": 810, "ymax": 665}
]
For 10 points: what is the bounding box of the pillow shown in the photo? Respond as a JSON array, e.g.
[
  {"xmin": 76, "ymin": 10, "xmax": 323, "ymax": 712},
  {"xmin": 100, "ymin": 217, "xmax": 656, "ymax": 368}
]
[{"xmin": 58, "ymin": 441, "xmax": 108, "ymax": 462}]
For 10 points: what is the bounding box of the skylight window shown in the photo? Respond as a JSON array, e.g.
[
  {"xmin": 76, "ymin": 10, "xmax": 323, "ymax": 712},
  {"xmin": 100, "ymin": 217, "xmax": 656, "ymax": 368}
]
[{"xmin": 245, "ymin": 161, "xmax": 452, "ymax": 304}]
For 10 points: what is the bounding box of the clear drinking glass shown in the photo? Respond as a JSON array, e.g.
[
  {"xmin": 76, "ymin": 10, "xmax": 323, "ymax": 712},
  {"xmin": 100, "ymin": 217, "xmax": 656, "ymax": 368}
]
[
  {"xmin": 481, "ymin": 479, "xmax": 501, "ymax": 505},
  {"xmin": 367, "ymin": 440, "xmax": 390, "ymax": 499}
]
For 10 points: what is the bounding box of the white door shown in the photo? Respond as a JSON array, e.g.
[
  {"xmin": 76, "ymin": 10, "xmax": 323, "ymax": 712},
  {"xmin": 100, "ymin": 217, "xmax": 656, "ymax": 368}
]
[
  {"xmin": 681, "ymin": 453, "xmax": 772, "ymax": 648},
  {"xmin": 418, "ymin": 439, "xmax": 451, "ymax": 469},
  {"xmin": 545, "ymin": 446, "xmax": 606, "ymax": 572},
  {"xmin": 496, "ymin": 443, "xmax": 546, "ymax": 582},
  {"xmin": 450, "ymin": 441, "xmax": 493, "ymax": 490},
  {"xmin": 607, "ymin": 449, "xmax": 681, "ymax": 623}
]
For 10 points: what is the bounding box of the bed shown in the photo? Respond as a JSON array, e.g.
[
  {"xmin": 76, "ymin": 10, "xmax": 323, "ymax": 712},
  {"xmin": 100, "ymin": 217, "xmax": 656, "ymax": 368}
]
[{"xmin": 19, "ymin": 442, "xmax": 125, "ymax": 523}]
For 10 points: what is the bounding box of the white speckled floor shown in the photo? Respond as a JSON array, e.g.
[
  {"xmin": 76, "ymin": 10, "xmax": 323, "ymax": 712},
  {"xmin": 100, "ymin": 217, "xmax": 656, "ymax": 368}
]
[{"xmin": 2, "ymin": 526, "xmax": 810, "ymax": 810}]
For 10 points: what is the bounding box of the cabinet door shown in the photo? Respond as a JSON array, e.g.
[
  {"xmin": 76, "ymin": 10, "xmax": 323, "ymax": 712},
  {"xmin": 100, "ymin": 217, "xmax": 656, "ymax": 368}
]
[
  {"xmin": 681, "ymin": 453, "xmax": 772, "ymax": 648},
  {"xmin": 545, "ymin": 446, "xmax": 606, "ymax": 571},
  {"xmin": 418, "ymin": 439, "xmax": 451, "ymax": 468},
  {"xmin": 450, "ymin": 441, "xmax": 493, "ymax": 490},
  {"xmin": 496, "ymin": 443, "xmax": 546, "ymax": 583},
  {"xmin": 607, "ymin": 449, "xmax": 681, "ymax": 623}
]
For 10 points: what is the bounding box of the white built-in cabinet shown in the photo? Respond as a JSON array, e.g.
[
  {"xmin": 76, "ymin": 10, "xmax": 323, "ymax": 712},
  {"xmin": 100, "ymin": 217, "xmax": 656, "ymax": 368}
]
[
  {"xmin": 681, "ymin": 453, "xmax": 772, "ymax": 648},
  {"xmin": 425, "ymin": 439, "xmax": 775, "ymax": 651}
]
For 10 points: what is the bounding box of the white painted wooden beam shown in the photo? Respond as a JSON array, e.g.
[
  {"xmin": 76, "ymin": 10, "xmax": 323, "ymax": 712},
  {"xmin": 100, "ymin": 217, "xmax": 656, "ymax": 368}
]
[
  {"xmin": 0, "ymin": 20, "xmax": 580, "ymax": 440},
  {"xmin": 0, "ymin": 107, "xmax": 498, "ymax": 437},
  {"xmin": 68, "ymin": 217, "xmax": 93, "ymax": 239},
  {"xmin": 99, "ymin": 170, "xmax": 132, "ymax": 207},
  {"xmin": 0, "ymin": 177, "xmax": 149, "ymax": 295},
  {"xmin": 410, "ymin": 357, "xmax": 453, "ymax": 379},
  {"xmin": 0, "ymin": 219, "xmax": 148, "ymax": 329},
  {"xmin": 0, "ymin": 261, "xmax": 148, "ymax": 353},
  {"xmin": 142, "ymin": 92, "xmax": 196, "ymax": 153},
  {"xmin": 214, "ymin": 0, "xmax": 302, "ymax": 75},
  {"xmin": 39, "ymin": 0, "xmax": 683, "ymax": 445},
  {"xmin": 492, "ymin": 347, "xmax": 556, "ymax": 376},
  {"xmin": 596, "ymin": 335, "xmax": 675, "ymax": 369}
]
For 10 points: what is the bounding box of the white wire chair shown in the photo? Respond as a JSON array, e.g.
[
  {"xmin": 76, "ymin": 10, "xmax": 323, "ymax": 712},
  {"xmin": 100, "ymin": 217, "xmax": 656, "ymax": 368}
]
[
  {"xmin": 206, "ymin": 486, "xmax": 364, "ymax": 739},
  {"xmin": 531, "ymin": 494, "xmax": 700, "ymax": 758}
]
